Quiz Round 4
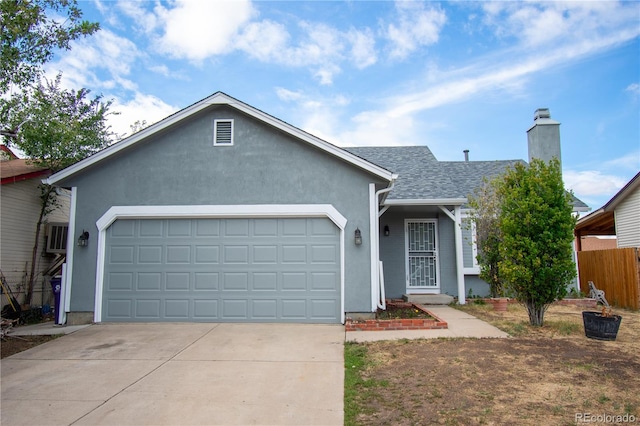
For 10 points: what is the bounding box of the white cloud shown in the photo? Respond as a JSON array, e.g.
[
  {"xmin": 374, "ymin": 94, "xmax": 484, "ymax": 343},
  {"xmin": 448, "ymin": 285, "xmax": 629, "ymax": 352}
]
[
  {"xmin": 236, "ymin": 20, "xmax": 290, "ymax": 62},
  {"xmin": 626, "ymin": 83, "xmax": 640, "ymax": 98},
  {"xmin": 109, "ymin": 93, "xmax": 178, "ymax": 138},
  {"xmin": 116, "ymin": 0, "xmax": 159, "ymax": 33},
  {"xmin": 385, "ymin": 1, "xmax": 447, "ymax": 60},
  {"xmin": 347, "ymin": 28, "xmax": 377, "ymax": 69},
  {"xmin": 564, "ymin": 170, "xmax": 627, "ymax": 198},
  {"xmin": 339, "ymin": 110, "xmax": 420, "ymax": 147},
  {"xmin": 379, "ymin": 24, "xmax": 639, "ymax": 119},
  {"xmin": 154, "ymin": 0, "xmax": 255, "ymax": 61},
  {"xmin": 236, "ymin": 20, "xmax": 376, "ymax": 85},
  {"xmin": 45, "ymin": 29, "xmax": 139, "ymax": 92},
  {"xmin": 275, "ymin": 87, "xmax": 303, "ymax": 102},
  {"xmin": 603, "ymin": 151, "xmax": 640, "ymax": 171},
  {"xmin": 482, "ymin": 1, "xmax": 639, "ymax": 48}
]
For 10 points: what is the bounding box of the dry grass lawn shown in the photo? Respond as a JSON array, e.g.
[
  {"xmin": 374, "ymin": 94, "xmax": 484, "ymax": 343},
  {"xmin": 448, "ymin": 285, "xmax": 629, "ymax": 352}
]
[{"xmin": 347, "ymin": 302, "xmax": 640, "ymax": 425}]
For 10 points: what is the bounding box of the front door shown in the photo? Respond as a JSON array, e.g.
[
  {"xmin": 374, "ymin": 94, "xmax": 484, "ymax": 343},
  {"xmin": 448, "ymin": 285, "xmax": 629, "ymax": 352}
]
[{"xmin": 405, "ymin": 220, "xmax": 440, "ymax": 293}]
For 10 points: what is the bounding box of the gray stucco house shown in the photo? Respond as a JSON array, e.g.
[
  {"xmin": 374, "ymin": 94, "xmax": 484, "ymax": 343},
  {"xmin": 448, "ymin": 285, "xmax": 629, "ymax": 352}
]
[{"xmin": 46, "ymin": 93, "xmax": 587, "ymax": 324}]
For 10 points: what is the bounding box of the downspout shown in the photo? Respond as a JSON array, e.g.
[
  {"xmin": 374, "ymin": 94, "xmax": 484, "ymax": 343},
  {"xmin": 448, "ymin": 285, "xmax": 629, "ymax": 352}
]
[{"xmin": 375, "ymin": 176, "xmax": 397, "ymax": 310}]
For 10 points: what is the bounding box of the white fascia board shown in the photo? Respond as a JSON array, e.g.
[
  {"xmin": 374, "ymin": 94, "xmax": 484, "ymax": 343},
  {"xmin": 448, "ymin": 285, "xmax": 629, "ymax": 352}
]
[
  {"xmin": 96, "ymin": 204, "xmax": 348, "ymax": 232},
  {"xmin": 46, "ymin": 92, "xmax": 394, "ymax": 185},
  {"xmin": 384, "ymin": 198, "xmax": 467, "ymax": 206}
]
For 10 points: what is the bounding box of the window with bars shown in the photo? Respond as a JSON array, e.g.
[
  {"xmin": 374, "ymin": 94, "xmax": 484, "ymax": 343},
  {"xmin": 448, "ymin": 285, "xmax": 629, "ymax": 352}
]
[{"xmin": 46, "ymin": 223, "xmax": 69, "ymax": 254}]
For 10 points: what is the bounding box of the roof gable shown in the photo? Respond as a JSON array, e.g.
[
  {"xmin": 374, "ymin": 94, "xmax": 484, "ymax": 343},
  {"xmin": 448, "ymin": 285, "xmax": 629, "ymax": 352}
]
[
  {"xmin": 576, "ymin": 171, "xmax": 640, "ymax": 232},
  {"xmin": 46, "ymin": 92, "xmax": 393, "ymax": 185}
]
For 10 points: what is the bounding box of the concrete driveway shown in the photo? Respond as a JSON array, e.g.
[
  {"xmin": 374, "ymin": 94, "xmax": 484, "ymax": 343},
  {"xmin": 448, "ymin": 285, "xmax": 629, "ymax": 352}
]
[{"xmin": 1, "ymin": 323, "xmax": 344, "ymax": 426}]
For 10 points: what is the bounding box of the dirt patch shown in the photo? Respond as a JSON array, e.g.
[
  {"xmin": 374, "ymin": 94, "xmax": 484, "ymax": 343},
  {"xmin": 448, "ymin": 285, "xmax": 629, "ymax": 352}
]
[
  {"xmin": 1, "ymin": 335, "xmax": 61, "ymax": 359},
  {"xmin": 376, "ymin": 304, "xmax": 433, "ymax": 319},
  {"xmin": 351, "ymin": 303, "xmax": 640, "ymax": 425}
]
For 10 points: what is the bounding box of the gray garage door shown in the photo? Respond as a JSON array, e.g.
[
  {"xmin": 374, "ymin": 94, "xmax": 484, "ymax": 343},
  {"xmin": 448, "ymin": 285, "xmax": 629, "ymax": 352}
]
[{"xmin": 102, "ymin": 217, "xmax": 341, "ymax": 323}]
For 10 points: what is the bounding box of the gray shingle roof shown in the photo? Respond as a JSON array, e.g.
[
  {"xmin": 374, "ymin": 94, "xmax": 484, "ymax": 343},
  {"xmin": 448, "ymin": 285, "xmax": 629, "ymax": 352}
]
[
  {"xmin": 347, "ymin": 146, "xmax": 589, "ymax": 210},
  {"xmin": 347, "ymin": 146, "xmax": 521, "ymax": 201}
]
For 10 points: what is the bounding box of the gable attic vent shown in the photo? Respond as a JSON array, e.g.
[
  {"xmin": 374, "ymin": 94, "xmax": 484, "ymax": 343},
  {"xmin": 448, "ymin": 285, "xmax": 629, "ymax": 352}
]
[
  {"xmin": 214, "ymin": 119, "xmax": 234, "ymax": 146},
  {"xmin": 46, "ymin": 222, "xmax": 69, "ymax": 254}
]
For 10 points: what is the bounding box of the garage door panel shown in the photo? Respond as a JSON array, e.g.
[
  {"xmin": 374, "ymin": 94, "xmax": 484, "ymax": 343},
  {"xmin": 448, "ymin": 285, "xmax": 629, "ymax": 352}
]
[
  {"xmin": 108, "ymin": 273, "xmax": 133, "ymax": 290},
  {"xmin": 138, "ymin": 273, "xmax": 161, "ymax": 290},
  {"xmin": 224, "ymin": 245, "xmax": 249, "ymax": 263},
  {"xmin": 194, "ymin": 272, "xmax": 219, "ymax": 290},
  {"xmin": 138, "ymin": 246, "xmax": 162, "ymax": 263},
  {"xmin": 110, "ymin": 246, "xmax": 135, "ymax": 264},
  {"xmin": 195, "ymin": 245, "xmax": 219, "ymax": 263},
  {"xmin": 224, "ymin": 219, "xmax": 249, "ymax": 236},
  {"xmin": 167, "ymin": 219, "xmax": 191, "ymax": 237},
  {"xmin": 253, "ymin": 272, "xmax": 277, "ymax": 290},
  {"xmin": 194, "ymin": 299, "xmax": 218, "ymax": 318},
  {"xmin": 139, "ymin": 219, "xmax": 163, "ymax": 237},
  {"xmin": 136, "ymin": 299, "xmax": 160, "ymax": 318},
  {"xmin": 106, "ymin": 299, "xmax": 132, "ymax": 318},
  {"xmin": 103, "ymin": 217, "xmax": 341, "ymax": 323},
  {"xmin": 251, "ymin": 299, "xmax": 277, "ymax": 319}
]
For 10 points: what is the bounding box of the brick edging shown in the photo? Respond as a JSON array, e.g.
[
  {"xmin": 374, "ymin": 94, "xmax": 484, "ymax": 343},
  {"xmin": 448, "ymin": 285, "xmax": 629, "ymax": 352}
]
[{"xmin": 345, "ymin": 303, "xmax": 448, "ymax": 332}]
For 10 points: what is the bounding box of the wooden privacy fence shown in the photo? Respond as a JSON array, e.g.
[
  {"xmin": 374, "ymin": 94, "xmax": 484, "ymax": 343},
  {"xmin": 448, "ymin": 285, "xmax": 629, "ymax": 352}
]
[{"xmin": 577, "ymin": 247, "xmax": 640, "ymax": 310}]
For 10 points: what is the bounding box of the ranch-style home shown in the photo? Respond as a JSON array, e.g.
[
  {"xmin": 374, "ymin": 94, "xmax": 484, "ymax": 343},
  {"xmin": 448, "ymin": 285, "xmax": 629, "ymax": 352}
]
[{"xmin": 45, "ymin": 92, "xmax": 588, "ymax": 325}]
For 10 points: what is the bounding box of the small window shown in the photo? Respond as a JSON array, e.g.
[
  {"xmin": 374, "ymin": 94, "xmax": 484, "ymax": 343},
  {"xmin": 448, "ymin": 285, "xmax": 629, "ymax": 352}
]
[
  {"xmin": 214, "ymin": 119, "xmax": 234, "ymax": 146},
  {"xmin": 46, "ymin": 222, "xmax": 69, "ymax": 254}
]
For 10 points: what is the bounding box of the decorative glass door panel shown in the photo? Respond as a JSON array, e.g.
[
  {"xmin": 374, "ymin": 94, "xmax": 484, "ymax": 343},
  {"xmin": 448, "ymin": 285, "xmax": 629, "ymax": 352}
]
[{"xmin": 406, "ymin": 220, "xmax": 439, "ymax": 291}]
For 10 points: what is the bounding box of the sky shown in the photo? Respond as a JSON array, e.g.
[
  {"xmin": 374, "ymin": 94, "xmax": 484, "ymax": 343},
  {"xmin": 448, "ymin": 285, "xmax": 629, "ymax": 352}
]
[{"xmin": 44, "ymin": 0, "xmax": 639, "ymax": 211}]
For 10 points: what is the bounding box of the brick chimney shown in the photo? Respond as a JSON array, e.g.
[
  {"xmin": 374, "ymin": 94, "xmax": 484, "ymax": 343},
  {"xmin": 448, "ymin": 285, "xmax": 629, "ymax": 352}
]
[{"xmin": 527, "ymin": 108, "xmax": 561, "ymax": 167}]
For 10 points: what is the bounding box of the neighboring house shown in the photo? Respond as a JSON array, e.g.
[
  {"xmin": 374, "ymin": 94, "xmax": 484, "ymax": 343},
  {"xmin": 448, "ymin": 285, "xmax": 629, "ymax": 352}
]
[
  {"xmin": 579, "ymin": 236, "xmax": 618, "ymax": 252},
  {"xmin": 0, "ymin": 145, "xmax": 70, "ymax": 308},
  {"xmin": 44, "ymin": 93, "xmax": 588, "ymax": 325},
  {"xmin": 575, "ymin": 171, "xmax": 640, "ymax": 250}
]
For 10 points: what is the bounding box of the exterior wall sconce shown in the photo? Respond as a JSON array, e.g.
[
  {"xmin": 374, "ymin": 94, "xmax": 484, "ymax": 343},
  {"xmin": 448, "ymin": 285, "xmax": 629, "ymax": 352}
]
[
  {"xmin": 384, "ymin": 225, "xmax": 390, "ymax": 236},
  {"xmin": 77, "ymin": 230, "xmax": 89, "ymax": 247},
  {"xmin": 354, "ymin": 228, "xmax": 362, "ymax": 246}
]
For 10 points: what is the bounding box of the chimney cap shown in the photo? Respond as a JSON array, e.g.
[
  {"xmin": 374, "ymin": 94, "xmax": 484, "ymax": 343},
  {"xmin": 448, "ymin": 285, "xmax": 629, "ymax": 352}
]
[{"xmin": 534, "ymin": 108, "xmax": 551, "ymax": 120}]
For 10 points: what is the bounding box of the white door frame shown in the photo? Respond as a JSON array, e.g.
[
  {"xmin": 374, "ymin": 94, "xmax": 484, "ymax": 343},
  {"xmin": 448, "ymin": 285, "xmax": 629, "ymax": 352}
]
[{"xmin": 404, "ymin": 218, "xmax": 440, "ymax": 294}]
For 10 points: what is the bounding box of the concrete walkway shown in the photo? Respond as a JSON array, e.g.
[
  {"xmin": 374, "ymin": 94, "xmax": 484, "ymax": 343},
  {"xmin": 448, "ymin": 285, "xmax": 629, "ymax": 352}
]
[
  {"xmin": 7, "ymin": 321, "xmax": 90, "ymax": 336},
  {"xmin": 2, "ymin": 323, "xmax": 344, "ymax": 426},
  {"xmin": 345, "ymin": 305, "xmax": 509, "ymax": 342}
]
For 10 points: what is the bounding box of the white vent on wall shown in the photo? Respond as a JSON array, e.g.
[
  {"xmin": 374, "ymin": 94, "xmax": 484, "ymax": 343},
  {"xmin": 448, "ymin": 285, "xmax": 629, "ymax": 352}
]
[
  {"xmin": 46, "ymin": 222, "xmax": 68, "ymax": 254},
  {"xmin": 214, "ymin": 119, "xmax": 234, "ymax": 146}
]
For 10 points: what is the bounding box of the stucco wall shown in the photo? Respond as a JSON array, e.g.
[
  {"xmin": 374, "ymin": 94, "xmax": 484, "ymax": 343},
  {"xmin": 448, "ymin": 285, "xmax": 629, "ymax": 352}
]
[{"xmin": 59, "ymin": 105, "xmax": 386, "ymax": 314}]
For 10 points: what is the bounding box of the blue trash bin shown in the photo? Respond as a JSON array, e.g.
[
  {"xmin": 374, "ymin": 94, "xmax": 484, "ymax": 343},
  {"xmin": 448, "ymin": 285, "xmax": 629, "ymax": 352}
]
[{"xmin": 50, "ymin": 276, "xmax": 62, "ymax": 324}]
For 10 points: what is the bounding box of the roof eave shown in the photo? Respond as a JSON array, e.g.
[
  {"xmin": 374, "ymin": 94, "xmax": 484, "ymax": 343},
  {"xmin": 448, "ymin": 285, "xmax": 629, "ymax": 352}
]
[
  {"xmin": 600, "ymin": 171, "xmax": 640, "ymax": 212},
  {"xmin": 384, "ymin": 198, "xmax": 468, "ymax": 206}
]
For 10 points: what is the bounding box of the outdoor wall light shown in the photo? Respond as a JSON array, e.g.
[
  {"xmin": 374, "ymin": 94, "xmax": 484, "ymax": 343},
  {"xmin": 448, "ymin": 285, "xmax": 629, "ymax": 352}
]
[
  {"xmin": 77, "ymin": 230, "xmax": 89, "ymax": 247},
  {"xmin": 354, "ymin": 228, "xmax": 362, "ymax": 246},
  {"xmin": 384, "ymin": 225, "xmax": 390, "ymax": 236}
]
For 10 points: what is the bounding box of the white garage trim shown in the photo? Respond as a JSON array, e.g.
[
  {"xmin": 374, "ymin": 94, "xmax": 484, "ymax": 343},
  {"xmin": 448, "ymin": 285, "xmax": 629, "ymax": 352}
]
[{"xmin": 94, "ymin": 204, "xmax": 347, "ymax": 323}]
